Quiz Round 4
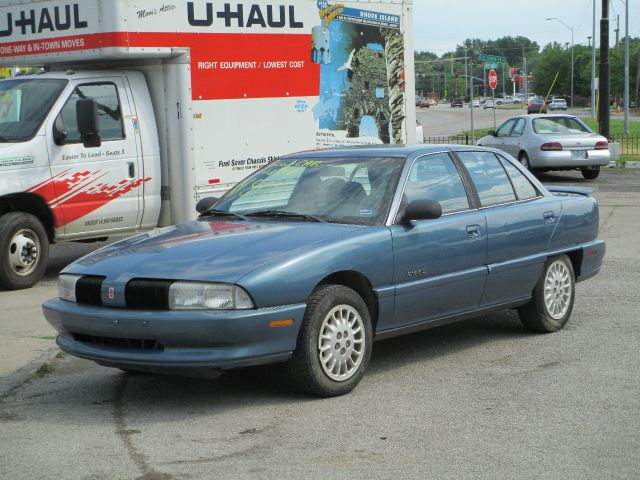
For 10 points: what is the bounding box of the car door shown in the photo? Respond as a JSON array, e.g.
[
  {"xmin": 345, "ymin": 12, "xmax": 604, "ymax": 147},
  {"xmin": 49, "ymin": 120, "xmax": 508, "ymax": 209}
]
[
  {"xmin": 456, "ymin": 151, "xmax": 560, "ymax": 307},
  {"xmin": 390, "ymin": 152, "xmax": 487, "ymax": 327},
  {"xmin": 47, "ymin": 79, "xmax": 143, "ymax": 237},
  {"xmin": 501, "ymin": 117, "xmax": 527, "ymax": 157},
  {"xmin": 480, "ymin": 118, "xmax": 516, "ymax": 152}
]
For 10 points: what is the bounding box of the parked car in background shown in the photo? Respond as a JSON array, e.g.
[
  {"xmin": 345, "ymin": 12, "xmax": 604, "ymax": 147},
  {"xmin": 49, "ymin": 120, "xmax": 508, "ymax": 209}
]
[
  {"xmin": 483, "ymin": 99, "xmax": 496, "ymax": 109},
  {"xmin": 418, "ymin": 98, "xmax": 433, "ymax": 108},
  {"xmin": 549, "ymin": 98, "xmax": 568, "ymax": 111},
  {"xmin": 477, "ymin": 114, "xmax": 610, "ymax": 179},
  {"xmin": 502, "ymin": 95, "xmax": 515, "ymax": 104},
  {"xmin": 451, "ymin": 97, "xmax": 464, "ymax": 108},
  {"xmin": 527, "ymin": 97, "xmax": 547, "ymax": 114},
  {"xmin": 469, "ymin": 99, "xmax": 481, "ymax": 108},
  {"xmin": 415, "ymin": 97, "xmax": 426, "ymax": 107},
  {"xmin": 43, "ymin": 145, "xmax": 605, "ymax": 397}
]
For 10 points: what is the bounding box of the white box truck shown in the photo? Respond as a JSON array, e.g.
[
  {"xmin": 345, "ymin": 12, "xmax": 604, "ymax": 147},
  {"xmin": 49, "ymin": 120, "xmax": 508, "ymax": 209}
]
[{"xmin": 0, "ymin": 0, "xmax": 418, "ymax": 289}]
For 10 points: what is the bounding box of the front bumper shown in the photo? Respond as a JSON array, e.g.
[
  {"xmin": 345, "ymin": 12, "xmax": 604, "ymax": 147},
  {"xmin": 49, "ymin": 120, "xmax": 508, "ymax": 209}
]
[
  {"xmin": 43, "ymin": 298, "xmax": 307, "ymax": 370},
  {"xmin": 531, "ymin": 150, "xmax": 610, "ymax": 168}
]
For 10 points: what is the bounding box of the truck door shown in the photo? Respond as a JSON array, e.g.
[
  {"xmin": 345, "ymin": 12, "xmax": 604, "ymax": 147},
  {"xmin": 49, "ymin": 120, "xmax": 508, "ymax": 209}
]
[{"xmin": 46, "ymin": 79, "xmax": 143, "ymax": 237}]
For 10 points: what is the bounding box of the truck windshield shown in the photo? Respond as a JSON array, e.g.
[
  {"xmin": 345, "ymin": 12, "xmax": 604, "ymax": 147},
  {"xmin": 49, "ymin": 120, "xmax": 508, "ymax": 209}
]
[
  {"xmin": 216, "ymin": 157, "xmax": 405, "ymax": 226},
  {"xmin": 0, "ymin": 79, "xmax": 68, "ymax": 142}
]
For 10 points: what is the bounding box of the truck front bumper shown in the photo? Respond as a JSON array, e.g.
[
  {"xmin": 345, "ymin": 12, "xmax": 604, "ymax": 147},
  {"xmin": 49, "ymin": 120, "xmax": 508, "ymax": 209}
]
[{"xmin": 43, "ymin": 298, "xmax": 306, "ymax": 371}]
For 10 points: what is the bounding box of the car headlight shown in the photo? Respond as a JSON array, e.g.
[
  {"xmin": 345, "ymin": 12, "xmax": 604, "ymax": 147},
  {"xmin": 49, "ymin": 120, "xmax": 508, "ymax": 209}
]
[
  {"xmin": 168, "ymin": 282, "xmax": 254, "ymax": 310},
  {"xmin": 58, "ymin": 274, "xmax": 81, "ymax": 302}
]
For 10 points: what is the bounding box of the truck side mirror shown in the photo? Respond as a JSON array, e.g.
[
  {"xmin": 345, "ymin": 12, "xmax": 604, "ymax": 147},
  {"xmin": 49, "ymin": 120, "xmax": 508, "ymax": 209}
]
[{"xmin": 76, "ymin": 98, "xmax": 101, "ymax": 148}]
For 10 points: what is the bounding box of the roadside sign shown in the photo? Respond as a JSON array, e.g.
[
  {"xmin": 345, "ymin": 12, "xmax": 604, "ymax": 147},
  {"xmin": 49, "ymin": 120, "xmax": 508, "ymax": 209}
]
[
  {"xmin": 485, "ymin": 62, "xmax": 499, "ymax": 70},
  {"xmin": 478, "ymin": 53, "xmax": 507, "ymax": 64},
  {"xmin": 488, "ymin": 69, "xmax": 498, "ymax": 90}
]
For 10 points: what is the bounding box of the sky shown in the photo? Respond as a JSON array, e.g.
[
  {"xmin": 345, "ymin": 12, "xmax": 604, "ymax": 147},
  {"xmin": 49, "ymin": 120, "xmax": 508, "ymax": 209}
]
[{"xmin": 413, "ymin": 0, "xmax": 640, "ymax": 55}]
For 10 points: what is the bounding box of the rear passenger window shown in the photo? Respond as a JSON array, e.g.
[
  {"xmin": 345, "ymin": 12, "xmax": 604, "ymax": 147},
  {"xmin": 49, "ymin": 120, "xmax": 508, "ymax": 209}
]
[
  {"xmin": 499, "ymin": 157, "xmax": 539, "ymax": 200},
  {"xmin": 404, "ymin": 153, "xmax": 470, "ymax": 213},
  {"xmin": 457, "ymin": 151, "xmax": 516, "ymax": 206}
]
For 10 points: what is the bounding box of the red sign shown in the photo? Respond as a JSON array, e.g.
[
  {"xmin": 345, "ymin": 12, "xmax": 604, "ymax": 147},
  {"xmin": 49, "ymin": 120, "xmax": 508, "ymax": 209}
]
[{"xmin": 488, "ymin": 69, "xmax": 498, "ymax": 90}]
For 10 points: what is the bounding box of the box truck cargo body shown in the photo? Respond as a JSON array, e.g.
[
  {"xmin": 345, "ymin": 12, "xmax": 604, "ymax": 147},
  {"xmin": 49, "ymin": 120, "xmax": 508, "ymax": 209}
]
[{"xmin": 0, "ymin": 0, "xmax": 417, "ymax": 289}]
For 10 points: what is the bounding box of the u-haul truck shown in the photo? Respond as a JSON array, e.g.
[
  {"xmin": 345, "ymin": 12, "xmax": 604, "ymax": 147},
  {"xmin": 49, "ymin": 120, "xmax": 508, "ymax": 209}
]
[{"xmin": 0, "ymin": 0, "xmax": 417, "ymax": 289}]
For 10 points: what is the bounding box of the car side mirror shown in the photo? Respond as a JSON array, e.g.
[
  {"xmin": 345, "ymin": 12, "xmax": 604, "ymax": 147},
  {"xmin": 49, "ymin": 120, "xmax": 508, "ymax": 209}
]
[
  {"xmin": 76, "ymin": 98, "xmax": 101, "ymax": 148},
  {"xmin": 402, "ymin": 200, "xmax": 442, "ymax": 222},
  {"xmin": 488, "ymin": 130, "xmax": 497, "ymax": 137},
  {"xmin": 53, "ymin": 115, "xmax": 68, "ymax": 146},
  {"xmin": 196, "ymin": 197, "xmax": 219, "ymax": 214}
]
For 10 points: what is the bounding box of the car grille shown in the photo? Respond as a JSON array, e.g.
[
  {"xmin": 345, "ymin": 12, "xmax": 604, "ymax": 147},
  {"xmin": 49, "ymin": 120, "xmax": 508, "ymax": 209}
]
[
  {"xmin": 72, "ymin": 332, "xmax": 164, "ymax": 351},
  {"xmin": 125, "ymin": 279, "xmax": 174, "ymax": 310},
  {"xmin": 75, "ymin": 276, "xmax": 105, "ymax": 306}
]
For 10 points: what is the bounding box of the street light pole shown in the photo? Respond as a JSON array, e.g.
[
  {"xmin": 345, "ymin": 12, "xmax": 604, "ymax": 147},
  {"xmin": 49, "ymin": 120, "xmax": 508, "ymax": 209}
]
[
  {"xmin": 624, "ymin": 0, "xmax": 629, "ymax": 134},
  {"xmin": 547, "ymin": 17, "xmax": 574, "ymax": 107},
  {"xmin": 592, "ymin": 0, "xmax": 597, "ymax": 118}
]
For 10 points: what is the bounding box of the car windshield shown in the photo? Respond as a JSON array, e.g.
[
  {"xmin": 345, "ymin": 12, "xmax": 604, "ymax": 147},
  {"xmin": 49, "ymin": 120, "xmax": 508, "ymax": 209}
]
[
  {"xmin": 533, "ymin": 117, "xmax": 592, "ymax": 134},
  {"xmin": 215, "ymin": 156, "xmax": 405, "ymax": 225},
  {"xmin": 0, "ymin": 78, "xmax": 68, "ymax": 142}
]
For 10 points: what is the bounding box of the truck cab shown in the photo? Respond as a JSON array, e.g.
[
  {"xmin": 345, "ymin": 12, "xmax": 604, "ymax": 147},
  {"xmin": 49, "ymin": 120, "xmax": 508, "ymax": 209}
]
[{"xmin": 0, "ymin": 71, "xmax": 161, "ymax": 289}]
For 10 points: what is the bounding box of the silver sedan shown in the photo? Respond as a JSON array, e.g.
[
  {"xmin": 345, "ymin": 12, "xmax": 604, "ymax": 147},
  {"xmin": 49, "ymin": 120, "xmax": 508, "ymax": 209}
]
[{"xmin": 477, "ymin": 114, "xmax": 610, "ymax": 179}]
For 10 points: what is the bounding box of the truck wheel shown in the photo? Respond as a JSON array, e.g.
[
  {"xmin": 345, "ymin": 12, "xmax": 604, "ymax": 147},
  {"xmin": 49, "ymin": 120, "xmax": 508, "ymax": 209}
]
[
  {"xmin": 581, "ymin": 166, "xmax": 600, "ymax": 180},
  {"xmin": 288, "ymin": 285, "xmax": 373, "ymax": 397},
  {"xmin": 518, "ymin": 255, "xmax": 575, "ymax": 333},
  {"xmin": 0, "ymin": 212, "xmax": 49, "ymax": 290}
]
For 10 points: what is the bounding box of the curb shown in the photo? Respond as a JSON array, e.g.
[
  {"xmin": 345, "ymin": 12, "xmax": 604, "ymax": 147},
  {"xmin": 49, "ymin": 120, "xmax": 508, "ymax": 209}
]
[
  {"xmin": 608, "ymin": 161, "xmax": 640, "ymax": 169},
  {"xmin": 0, "ymin": 345, "xmax": 60, "ymax": 397}
]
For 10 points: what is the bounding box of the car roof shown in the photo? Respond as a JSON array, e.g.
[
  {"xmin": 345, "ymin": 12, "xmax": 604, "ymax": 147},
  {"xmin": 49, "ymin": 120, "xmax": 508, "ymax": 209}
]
[{"xmin": 284, "ymin": 144, "xmax": 494, "ymax": 160}]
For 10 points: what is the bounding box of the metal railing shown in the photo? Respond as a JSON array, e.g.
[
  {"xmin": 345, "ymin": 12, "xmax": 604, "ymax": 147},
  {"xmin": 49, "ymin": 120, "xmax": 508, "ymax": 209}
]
[{"xmin": 423, "ymin": 135, "xmax": 475, "ymax": 146}]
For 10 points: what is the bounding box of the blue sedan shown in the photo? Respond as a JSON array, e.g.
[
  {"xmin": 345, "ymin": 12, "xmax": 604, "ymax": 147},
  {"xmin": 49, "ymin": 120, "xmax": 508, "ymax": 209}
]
[{"xmin": 43, "ymin": 145, "xmax": 605, "ymax": 397}]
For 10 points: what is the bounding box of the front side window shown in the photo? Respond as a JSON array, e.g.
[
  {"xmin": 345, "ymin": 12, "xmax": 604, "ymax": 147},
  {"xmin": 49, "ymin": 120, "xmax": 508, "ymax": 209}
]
[
  {"xmin": 496, "ymin": 119, "xmax": 516, "ymax": 137},
  {"xmin": 457, "ymin": 151, "xmax": 517, "ymax": 206},
  {"xmin": 58, "ymin": 83, "xmax": 124, "ymax": 143},
  {"xmin": 0, "ymin": 79, "xmax": 67, "ymax": 142},
  {"xmin": 217, "ymin": 157, "xmax": 405, "ymax": 225},
  {"xmin": 404, "ymin": 153, "xmax": 470, "ymax": 214}
]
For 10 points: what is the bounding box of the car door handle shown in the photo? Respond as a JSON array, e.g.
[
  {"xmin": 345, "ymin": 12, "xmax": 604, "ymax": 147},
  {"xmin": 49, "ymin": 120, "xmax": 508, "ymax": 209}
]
[
  {"xmin": 543, "ymin": 211, "xmax": 556, "ymax": 224},
  {"xmin": 127, "ymin": 162, "xmax": 135, "ymax": 179},
  {"xmin": 466, "ymin": 225, "xmax": 481, "ymax": 239}
]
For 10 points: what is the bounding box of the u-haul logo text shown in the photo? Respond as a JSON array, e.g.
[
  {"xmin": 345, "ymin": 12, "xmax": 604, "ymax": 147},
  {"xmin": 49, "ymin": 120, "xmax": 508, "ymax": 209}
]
[
  {"xmin": 187, "ymin": 2, "xmax": 303, "ymax": 29},
  {"xmin": 0, "ymin": 3, "xmax": 88, "ymax": 37}
]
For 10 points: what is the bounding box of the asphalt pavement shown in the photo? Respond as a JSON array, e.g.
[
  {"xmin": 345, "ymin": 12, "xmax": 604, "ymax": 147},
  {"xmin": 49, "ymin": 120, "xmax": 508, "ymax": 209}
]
[{"xmin": 0, "ymin": 169, "xmax": 639, "ymax": 480}]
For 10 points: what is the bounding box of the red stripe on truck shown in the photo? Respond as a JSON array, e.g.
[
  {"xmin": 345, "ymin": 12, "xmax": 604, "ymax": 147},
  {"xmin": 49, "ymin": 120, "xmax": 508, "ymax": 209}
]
[{"xmin": 0, "ymin": 32, "xmax": 320, "ymax": 101}]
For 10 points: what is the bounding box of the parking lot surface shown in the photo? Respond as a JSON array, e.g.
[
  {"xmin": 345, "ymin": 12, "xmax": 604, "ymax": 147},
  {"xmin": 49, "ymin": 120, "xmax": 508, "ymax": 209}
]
[{"xmin": 1, "ymin": 169, "xmax": 639, "ymax": 480}]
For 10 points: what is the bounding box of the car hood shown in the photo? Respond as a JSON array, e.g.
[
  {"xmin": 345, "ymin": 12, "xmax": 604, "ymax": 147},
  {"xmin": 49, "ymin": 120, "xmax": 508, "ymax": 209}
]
[{"xmin": 64, "ymin": 219, "xmax": 365, "ymax": 284}]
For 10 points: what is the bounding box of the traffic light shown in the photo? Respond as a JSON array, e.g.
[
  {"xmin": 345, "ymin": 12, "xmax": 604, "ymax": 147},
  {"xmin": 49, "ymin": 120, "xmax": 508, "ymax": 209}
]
[{"xmin": 510, "ymin": 68, "xmax": 521, "ymax": 76}]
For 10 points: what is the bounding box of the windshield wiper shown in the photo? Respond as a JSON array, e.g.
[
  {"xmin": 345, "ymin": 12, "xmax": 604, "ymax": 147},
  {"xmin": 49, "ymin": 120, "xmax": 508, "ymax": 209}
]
[
  {"xmin": 200, "ymin": 209, "xmax": 248, "ymax": 221},
  {"xmin": 245, "ymin": 210, "xmax": 326, "ymax": 223}
]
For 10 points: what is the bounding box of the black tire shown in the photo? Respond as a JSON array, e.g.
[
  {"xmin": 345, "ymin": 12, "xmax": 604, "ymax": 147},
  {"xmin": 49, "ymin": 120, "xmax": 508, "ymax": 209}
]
[
  {"xmin": 581, "ymin": 166, "xmax": 600, "ymax": 180},
  {"xmin": 0, "ymin": 212, "xmax": 49, "ymax": 290},
  {"xmin": 288, "ymin": 285, "xmax": 373, "ymax": 397},
  {"xmin": 518, "ymin": 255, "xmax": 576, "ymax": 333},
  {"xmin": 518, "ymin": 152, "xmax": 532, "ymax": 171}
]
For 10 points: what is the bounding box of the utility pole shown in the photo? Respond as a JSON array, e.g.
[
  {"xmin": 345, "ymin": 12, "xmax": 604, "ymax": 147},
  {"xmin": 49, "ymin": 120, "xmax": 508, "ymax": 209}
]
[
  {"xmin": 614, "ymin": 14, "xmax": 619, "ymax": 48},
  {"xmin": 624, "ymin": 0, "xmax": 629, "ymax": 134},
  {"xmin": 469, "ymin": 61, "xmax": 475, "ymax": 142},
  {"xmin": 599, "ymin": 0, "xmax": 610, "ymax": 139},
  {"xmin": 592, "ymin": 0, "xmax": 597, "ymax": 118},
  {"xmin": 464, "ymin": 48, "xmax": 468, "ymax": 100}
]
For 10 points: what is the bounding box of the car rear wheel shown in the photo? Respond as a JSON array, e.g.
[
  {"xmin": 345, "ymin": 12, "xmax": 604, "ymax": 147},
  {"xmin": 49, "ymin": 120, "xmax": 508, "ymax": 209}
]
[
  {"xmin": 518, "ymin": 255, "xmax": 575, "ymax": 333},
  {"xmin": 0, "ymin": 212, "xmax": 49, "ymax": 290},
  {"xmin": 518, "ymin": 152, "xmax": 532, "ymax": 171},
  {"xmin": 581, "ymin": 166, "xmax": 600, "ymax": 180},
  {"xmin": 288, "ymin": 285, "xmax": 373, "ymax": 397}
]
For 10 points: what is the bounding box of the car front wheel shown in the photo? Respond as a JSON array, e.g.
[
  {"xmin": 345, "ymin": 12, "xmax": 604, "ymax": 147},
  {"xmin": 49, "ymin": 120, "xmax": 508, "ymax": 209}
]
[
  {"xmin": 288, "ymin": 285, "xmax": 373, "ymax": 397},
  {"xmin": 518, "ymin": 255, "xmax": 575, "ymax": 333}
]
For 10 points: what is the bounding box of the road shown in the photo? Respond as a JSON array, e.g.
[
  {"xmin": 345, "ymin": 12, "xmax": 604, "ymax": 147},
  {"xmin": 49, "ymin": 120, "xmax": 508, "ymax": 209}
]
[
  {"xmin": 417, "ymin": 102, "xmax": 639, "ymax": 137},
  {"xmin": 1, "ymin": 169, "xmax": 638, "ymax": 480}
]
